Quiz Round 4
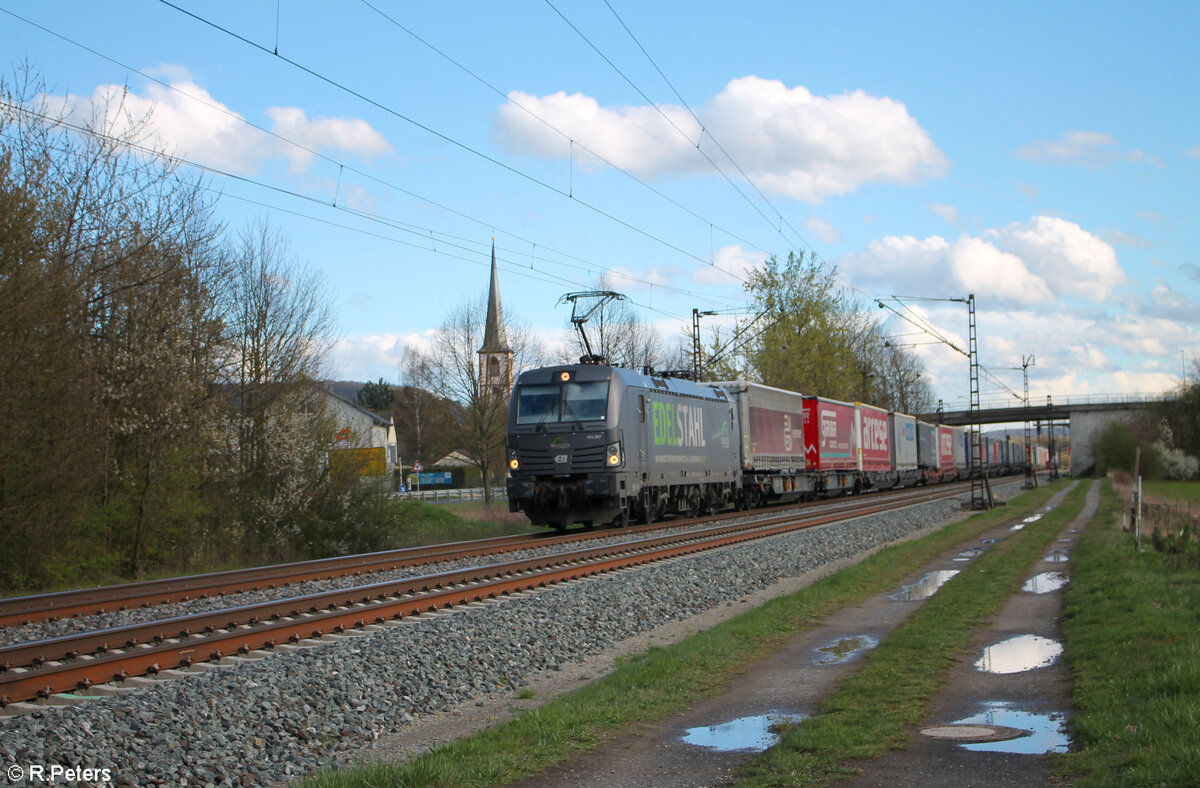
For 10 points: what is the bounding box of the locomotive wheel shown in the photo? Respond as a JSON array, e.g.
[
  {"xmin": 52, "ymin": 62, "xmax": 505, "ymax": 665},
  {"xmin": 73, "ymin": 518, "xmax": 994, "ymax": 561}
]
[{"xmin": 685, "ymin": 488, "xmax": 700, "ymax": 518}]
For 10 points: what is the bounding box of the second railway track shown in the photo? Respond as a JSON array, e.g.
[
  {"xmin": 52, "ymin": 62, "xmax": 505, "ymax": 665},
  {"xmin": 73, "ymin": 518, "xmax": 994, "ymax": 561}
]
[{"xmin": 0, "ymin": 483, "xmax": 970, "ymax": 707}]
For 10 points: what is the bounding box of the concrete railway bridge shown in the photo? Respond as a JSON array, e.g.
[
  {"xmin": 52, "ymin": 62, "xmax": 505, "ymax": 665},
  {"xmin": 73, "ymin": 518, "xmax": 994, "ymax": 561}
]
[{"xmin": 919, "ymin": 393, "xmax": 1172, "ymax": 476}]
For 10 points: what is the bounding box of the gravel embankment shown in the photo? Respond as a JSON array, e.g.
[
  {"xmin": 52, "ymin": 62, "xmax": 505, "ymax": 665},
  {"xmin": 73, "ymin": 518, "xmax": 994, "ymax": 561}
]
[{"xmin": 0, "ymin": 491, "xmax": 1001, "ymax": 787}]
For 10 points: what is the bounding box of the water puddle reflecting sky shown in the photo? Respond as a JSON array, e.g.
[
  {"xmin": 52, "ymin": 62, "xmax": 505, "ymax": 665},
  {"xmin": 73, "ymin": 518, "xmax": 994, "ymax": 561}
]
[
  {"xmin": 682, "ymin": 712, "xmax": 806, "ymax": 752},
  {"xmin": 814, "ymin": 635, "xmax": 879, "ymax": 664},
  {"xmin": 890, "ymin": 570, "xmax": 960, "ymax": 601},
  {"xmin": 953, "ymin": 548, "xmax": 984, "ymax": 562},
  {"xmin": 1022, "ymin": 572, "xmax": 1068, "ymax": 594},
  {"xmin": 1044, "ymin": 550, "xmax": 1070, "ymax": 563},
  {"xmin": 976, "ymin": 634, "xmax": 1063, "ymax": 674},
  {"xmin": 953, "ymin": 702, "xmax": 1070, "ymax": 754}
]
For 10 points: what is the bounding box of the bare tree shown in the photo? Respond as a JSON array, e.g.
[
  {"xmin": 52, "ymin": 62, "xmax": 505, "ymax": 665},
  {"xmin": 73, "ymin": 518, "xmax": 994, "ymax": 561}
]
[
  {"xmin": 221, "ymin": 221, "xmax": 335, "ymax": 559},
  {"xmin": 415, "ymin": 294, "xmax": 544, "ymax": 501},
  {"xmin": 395, "ymin": 346, "xmax": 458, "ymax": 468},
  {"xmin": 556, "ymin": 278, "xmax": 675, "ymax": 371}
]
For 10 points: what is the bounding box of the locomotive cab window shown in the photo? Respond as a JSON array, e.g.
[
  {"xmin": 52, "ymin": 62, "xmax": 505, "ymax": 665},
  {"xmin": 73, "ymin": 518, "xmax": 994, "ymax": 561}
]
[
  {"xmin": 563, "ymin": 381, "xmax": 608, "ymax": 421},
  {"xmin": 515, "ymin": 380, "xmax": 610, "ymax": 424},
  {"xmin": 515, "ymin": 384, "xmax": 560, "ymax": 424}
]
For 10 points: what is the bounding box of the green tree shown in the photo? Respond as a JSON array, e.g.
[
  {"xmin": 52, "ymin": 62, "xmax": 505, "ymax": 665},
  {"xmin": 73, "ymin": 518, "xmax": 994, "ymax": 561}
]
[
  {"xmin": 356, "ymin": 378, "xmax": 395, "ymax": 413},
  {"xmin": 740, "ymin": 251, "xmax": 863, "ymax": 398}
]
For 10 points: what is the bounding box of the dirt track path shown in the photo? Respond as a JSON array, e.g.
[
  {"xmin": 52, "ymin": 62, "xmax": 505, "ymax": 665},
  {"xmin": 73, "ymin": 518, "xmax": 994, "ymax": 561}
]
[{"xmin": 511, "ymin": 481, "xmax": 1091, "ymax": 788}]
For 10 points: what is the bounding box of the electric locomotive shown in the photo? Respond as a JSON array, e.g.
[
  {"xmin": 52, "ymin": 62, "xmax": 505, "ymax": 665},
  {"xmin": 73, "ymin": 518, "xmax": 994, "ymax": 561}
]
[{"xmin": 505, "ymin": 364, "xmax": 740, "ymax": 530}]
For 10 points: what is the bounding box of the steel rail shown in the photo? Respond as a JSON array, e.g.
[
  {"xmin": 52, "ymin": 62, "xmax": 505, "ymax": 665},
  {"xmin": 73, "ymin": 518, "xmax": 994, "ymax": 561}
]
[
  {"xmin": 0, "ymin": 486, "xmax": 967, "ymax": 706},
  {"xmin": 0, "ymin": 481, "xmax": 978, "ymax": 628},
  {"xmin": 0, "ymin": 532, "xmax": 556, "ymax": 628}
]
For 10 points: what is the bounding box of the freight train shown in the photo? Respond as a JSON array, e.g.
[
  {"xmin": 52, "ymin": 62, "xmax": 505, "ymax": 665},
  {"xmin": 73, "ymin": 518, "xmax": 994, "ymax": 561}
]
[{"xmin": 505, "ymin": 363, "xmax": 1038, "ymax": 530}]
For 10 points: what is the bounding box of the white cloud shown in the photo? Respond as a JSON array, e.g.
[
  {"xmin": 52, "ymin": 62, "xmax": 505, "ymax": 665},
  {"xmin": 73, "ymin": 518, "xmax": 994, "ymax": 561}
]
[
  {"xmin": 841, "ymin": 234, "xmax": 949, "ymax": 287},
  {"xmin": 265, "ymin": 107, "xmax": 392, "ymax": 174},
  {"xmin": 601, "ymin": 265, "xmax": 680, "ymax": 291},
  {"xmin": 804, "ymin": 216, "xmax": 841, "ymax": 244},
  {"xmin": 1100, "ymin": 228, "xmax": 1152, "ymax": 248},
  {"xmin": 928, "ymin": 203, "xmax": 961, "ymax": 227},
  {"xmin": 948, "ymin": 236, "xmax": 1052, "ymax": 304},
  {"xmin": 1143, "ymin": 283, "xmax": 1200, "ymax": 321},
  {"xmin": 984, "ymin": 216, "xmax": 1125, "ymax": 302},
  {"xmin": 44, "ymin": 71, "xmax": 392, "ymax": 176},
  {"xmin": 839, "ymin": 216, "xmax": 1125, "ymax": 307},
  {"xmin": 1015, "ymin": 130, "xmax": 1162, "ymax": 169},
  {"xmin": 693, "ymin": 245, "xmax": 768, "ymax": 286},
  {"xmin": 329, "ymin": 331, "xmax": 437, "ymax": 382},
  {"xmin": 494, "ymin": 76, "xmax": 947, "ymax": 202},
  {"xmin": 1188, "ymin": 144, "xmax": 1200, "ymax": 159}
]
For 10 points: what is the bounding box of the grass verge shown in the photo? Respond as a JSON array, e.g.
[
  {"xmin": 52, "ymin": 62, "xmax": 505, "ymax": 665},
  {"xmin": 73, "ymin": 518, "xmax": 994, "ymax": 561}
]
[
  {"xmin": 1141, "ymin": 480, "xmax": 1200, "ymax": 504},
  {"xmin": 1056, "ymin": 480, "xmax": 1200, "ymax": 786},
  {"xmin": 733, "ymin": 480, "xmax": 1090, "ymax": 786},
  {"xmin": 302, "ymin": 482, "xmax": 1070, "ymax": 788}
]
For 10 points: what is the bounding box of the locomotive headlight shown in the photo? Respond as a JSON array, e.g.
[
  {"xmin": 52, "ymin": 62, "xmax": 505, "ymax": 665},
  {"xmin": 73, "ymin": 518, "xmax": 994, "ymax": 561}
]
[
  {"xmin": 606, "ymin": 441, "xmax": 623, "ymax": 467},
  {"xmin": 508, "ymin": 447, "xmax": 519, "ymax": 471}
]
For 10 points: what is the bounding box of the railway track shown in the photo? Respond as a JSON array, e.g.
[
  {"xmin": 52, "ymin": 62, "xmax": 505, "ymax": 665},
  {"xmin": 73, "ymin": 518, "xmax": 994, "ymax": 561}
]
[
  {"xmin": 0, "ymin": 482, "xmax": 978, "ymax": 630},
  {"xmin": 0, "ymin": 483, "xmax": 971, "ymax": 707}
]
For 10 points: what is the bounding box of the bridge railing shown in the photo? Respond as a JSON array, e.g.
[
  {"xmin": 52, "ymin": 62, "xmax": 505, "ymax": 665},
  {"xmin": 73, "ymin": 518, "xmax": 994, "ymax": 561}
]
[{"xmin": 937, "ymin": 392, "xmax": 1173, "ymax": 412}]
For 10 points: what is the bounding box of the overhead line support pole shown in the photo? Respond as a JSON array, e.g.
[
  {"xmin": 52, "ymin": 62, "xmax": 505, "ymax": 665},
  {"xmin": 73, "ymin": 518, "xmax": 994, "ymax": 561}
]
[{"xmin": 967, "ymin": 294, "xmax": 993, "ymax": 510}]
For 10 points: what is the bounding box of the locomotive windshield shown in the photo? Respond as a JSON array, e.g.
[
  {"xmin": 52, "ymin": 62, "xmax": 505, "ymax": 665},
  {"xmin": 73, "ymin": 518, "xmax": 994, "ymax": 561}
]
[{"xmin": 515, "ymin": 380, "xmax": 609, "ymax": 425}]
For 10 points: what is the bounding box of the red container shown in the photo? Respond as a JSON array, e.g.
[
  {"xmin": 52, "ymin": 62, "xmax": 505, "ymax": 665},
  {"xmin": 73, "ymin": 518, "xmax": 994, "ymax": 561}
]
[
  {"xmin": 856, "ymin": 404, "xmax": 892, "ymax": 472},
  {"xmin": 803, "ymin": 397, "xmax": 857, "ymax": 471},
  {"xmin": 937, "ymin": 425, "xmax": 956, "ymax": 472}
]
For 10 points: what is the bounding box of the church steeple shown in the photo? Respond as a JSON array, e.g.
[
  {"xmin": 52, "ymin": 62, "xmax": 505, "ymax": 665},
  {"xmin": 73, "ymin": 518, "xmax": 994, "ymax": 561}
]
[
  {"xmin": 480, "ymin": 242, "xmax": 511, "ymax": 355},
  {"xmin": 478, "ymin": 242, "xmax": 513, "ymax": 392}
]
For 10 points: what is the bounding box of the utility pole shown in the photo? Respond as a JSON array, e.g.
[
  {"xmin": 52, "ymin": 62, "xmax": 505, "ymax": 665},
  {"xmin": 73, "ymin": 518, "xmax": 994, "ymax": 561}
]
[
  {"xmin": 876, "ymin": 293, "xmax": 991, "ymax": 509},
  {"xmin": 965, "ymin": 294, "xmax": 993, "ymax": 510},
  {"xmin": 1017, "ymin": 354, "xmax": 1036, "ymax": 489},
  {"xmin": 1047, "ymin": 394, "xmax": 1059, "ymax": 480},
  {"xmin": 692, "ymin": 308, "xmax": 716, "ymax": 381}
]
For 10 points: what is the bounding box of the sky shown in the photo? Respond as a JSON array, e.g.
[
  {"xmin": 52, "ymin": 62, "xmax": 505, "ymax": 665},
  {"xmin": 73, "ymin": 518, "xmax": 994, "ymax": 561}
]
[{"xmin": 2, "ymin": 1, "xmax": 1198, "ymax": 410}]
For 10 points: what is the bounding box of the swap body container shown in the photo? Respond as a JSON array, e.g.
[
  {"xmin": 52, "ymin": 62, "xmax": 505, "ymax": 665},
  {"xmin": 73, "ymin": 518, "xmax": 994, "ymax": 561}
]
[
  {"xmin": 856, "ymin": 403, "xmax": 892, "ymax": 472},
  {"xmin": 713, "ymin": 381, "xmax": 808, "ymax": 471},
  {"xmin": 891, "ymin": 412, "xmax": 919, "ymax": 471},
  {"xmin": 937, "ymin": 425, "xmax": 957, "ymax": 473},
  {"xmin": 915, "ymin": 419, "xmax": 939, "ymax": 471},
  {"xmin": 802, "ymin": 396, "xmax": 857, "ymax": 471}
]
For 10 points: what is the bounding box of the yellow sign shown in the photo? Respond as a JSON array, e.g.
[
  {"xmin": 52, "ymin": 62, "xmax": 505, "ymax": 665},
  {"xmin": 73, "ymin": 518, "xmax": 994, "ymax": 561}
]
[{"xmin": 329, "ymin": 447, "xmax": 386, "ymax": 476}]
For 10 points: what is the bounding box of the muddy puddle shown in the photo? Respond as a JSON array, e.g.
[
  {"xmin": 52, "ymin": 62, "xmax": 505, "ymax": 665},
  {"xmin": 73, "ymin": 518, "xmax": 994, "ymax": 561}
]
[
  {"xmin": 952, "ymin": 701, "xmax": 1070, "ymax": 754},
  {"xmin": 1022, "ymin": 572, "xmax": 1068, "ymax": 594},
  {"xmin": 953, "ymin": 548, "xmax": 985, "ymax": 562},
  {"xmin": 889, "ymin": 570, "xmax": 959, "ymax": 601},
  {"xmin": 975, "ymin": 634, "xmax": 1063, "ymax": 674},
  {"xmin": 1011, "ymin": 513, "xmax": 1045, "ymax": 531},
  {"xmin": 813, "ymin": 635, "xmax": 878, "ymax": 664},
  {"xmin": 682, "ymin": 711, "xmax": 806, "ymax": 752}
]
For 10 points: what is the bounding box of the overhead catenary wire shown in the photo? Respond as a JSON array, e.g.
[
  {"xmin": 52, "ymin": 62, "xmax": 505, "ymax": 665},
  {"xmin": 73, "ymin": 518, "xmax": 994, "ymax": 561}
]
[
  {"xmin": 153, "ymin": 0, "xmax": 758, "ymax": 280},
  {"xmin": 0, "ymin": 7, "xmax": 753, "ymax": 312},
  {"xmin": 0, "ymin": 98, "xmax": 715, "ymax": 322},
  {"xmin": 598, "ymin": 0, "xmax": 814, "ymax": 256},
  {"xmin": 356, "ymin": 0, "xmax": 772, "ymax": 276}
]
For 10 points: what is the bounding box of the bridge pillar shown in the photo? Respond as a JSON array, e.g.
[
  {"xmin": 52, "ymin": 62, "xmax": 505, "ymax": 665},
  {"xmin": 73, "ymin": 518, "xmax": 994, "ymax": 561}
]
[{"xmin": 1070, "ymin": 409, "xmax": 1136, "ymax": 476}]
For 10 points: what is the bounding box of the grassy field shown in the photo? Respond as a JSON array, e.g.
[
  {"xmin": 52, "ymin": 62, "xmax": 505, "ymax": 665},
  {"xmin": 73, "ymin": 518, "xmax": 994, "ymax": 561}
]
[
  {"xmin": 1057, "ymin": 482, "xmax": 1200, "ymax": 786},
  {"xmin": 1141, "ymin": 479, "xmax": 1200, "ymax": 504},
  {"xmin": 302, "ymin": 482, "xmax": 1070, "ymax": 788}
]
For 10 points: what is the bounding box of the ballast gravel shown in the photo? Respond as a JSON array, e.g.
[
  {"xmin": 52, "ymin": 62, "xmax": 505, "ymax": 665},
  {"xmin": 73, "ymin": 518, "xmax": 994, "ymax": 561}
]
[{"xmin": 1, "ymin": 492, "xmax": 1003, "ymax": 786}]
